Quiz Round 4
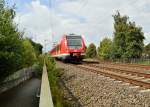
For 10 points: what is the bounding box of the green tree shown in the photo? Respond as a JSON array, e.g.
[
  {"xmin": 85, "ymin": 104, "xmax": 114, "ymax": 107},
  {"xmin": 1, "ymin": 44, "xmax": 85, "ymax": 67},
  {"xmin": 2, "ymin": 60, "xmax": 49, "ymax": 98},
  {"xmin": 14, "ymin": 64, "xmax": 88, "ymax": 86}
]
[
  {"xmin": 0, "ymin": 1, "xmax": 24, "ymax": 82},
  {"xmin": 28, "ymin": 38, "xmax": 43, "ymax": 55},
  {"xmin": 22, "ymin": 39, "xmax": 37, "ymax": 67},
  {"xmin": 86, "ymin": 43, "xmax": 97, "ymax": 58},
  {"xmin": 98, "ymin": 38, "xmax": 112, "ymax": 59},
  {"xmin": 113, "ymin": 11, "xmax": 129, "ymax": 58},
  {"xmin": 144, "ymin": 43, "xmax": 150, "ymax": 58},
  {"xmin": 113, "ymin": 11, "xmax": 145, "ymax": 59}
]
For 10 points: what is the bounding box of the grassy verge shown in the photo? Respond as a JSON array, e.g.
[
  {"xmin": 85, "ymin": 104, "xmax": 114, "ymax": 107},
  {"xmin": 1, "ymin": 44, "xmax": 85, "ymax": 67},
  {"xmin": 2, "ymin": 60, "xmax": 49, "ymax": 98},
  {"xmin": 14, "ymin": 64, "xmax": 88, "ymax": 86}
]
[
  {"xmin": 38, "ymin": 54, "xmax": 71, "ymax": 107},
  {"xmin": 135, "ymin": 60, "xmax": 150, "ymax": 65}
]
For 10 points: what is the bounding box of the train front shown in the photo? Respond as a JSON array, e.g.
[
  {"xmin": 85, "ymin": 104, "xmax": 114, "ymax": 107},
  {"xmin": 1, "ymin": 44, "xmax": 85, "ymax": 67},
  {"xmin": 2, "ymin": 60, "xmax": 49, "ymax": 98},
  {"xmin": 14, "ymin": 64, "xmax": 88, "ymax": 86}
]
[{"xmin": 65, "ymin": 35, "xmax": 86, "ymax": 61}]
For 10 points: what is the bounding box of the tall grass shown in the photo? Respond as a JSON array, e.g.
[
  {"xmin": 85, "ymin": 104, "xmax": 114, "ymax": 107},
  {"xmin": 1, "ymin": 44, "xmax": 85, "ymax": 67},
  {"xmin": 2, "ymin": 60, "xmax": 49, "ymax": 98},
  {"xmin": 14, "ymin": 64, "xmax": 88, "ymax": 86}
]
[{"xmin": 41, "ymin": 54, "xmax": 71, "ymax": 107}]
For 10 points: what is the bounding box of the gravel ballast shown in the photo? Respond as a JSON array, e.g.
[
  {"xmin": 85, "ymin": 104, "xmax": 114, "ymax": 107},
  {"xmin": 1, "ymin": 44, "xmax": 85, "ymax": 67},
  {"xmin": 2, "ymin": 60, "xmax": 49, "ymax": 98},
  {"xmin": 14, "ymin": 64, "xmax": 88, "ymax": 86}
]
[{"xmin": 56, "ymin": 62, "xmax": 150, "ymax": 107}]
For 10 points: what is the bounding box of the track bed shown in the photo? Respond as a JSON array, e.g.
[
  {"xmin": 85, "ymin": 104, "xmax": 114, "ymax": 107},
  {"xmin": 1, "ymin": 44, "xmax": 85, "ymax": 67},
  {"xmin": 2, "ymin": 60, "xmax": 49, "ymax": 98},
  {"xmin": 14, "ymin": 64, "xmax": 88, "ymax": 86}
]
[{"xmin": 56, "ymin": 61, "xmax": 150, "ymax": 107}]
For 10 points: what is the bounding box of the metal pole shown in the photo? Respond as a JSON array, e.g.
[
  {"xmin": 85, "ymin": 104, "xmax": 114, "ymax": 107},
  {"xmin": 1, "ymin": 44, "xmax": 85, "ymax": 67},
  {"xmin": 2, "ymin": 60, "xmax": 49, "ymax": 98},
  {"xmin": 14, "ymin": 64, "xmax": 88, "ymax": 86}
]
[
  {"xmin": 49, "ymin": 0, "xmax": 54, "ymax": 50},
  {"xmin": 44, "ymin": 40, "xmax": 47, "ymax": 53}
]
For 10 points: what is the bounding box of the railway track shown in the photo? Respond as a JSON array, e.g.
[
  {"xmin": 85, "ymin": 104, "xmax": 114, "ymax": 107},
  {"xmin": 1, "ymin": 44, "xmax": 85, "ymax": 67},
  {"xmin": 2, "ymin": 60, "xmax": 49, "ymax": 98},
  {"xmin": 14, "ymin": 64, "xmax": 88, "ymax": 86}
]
[
  {"xmin": 99, "ymin": 62, "xmax": 150, "ymax": 70},
  {"xmin": 57, "ymin": 60, "xmax": 150, "ymax": 89},
  {"xmin": 77, "ymin": 64, "xmax": 150, "ymax": 89},
  {"xmin": 89, "ymin": 63, "xmax": 150, "ymax": 74},
  {"xmin": 57, "ymin": 61, "xmax": 150, "ymax": 106},
  {"xmin": 86, "ymin": 64, "xmax": 150, "ymax": 77}
]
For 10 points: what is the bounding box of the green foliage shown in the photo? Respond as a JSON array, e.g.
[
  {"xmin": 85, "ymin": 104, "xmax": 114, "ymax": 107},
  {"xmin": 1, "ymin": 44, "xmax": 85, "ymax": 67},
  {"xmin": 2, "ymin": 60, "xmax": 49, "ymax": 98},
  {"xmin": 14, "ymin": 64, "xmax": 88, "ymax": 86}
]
[
  {"xmin": 0, "ymin": 1, "xmax": 43, "ymax": 82},
  {"xmin": 112, "ymin": 11, "xmax": 145, "ymax": 59},
  {"xmin": 144, "ymin": 43, "xmax": 150, "ymax": 58},
  {"xmin": 35, "ymin": 54, "xmax": 44, "ymax": 76},
  {"xmin": 98, "ymin": 38, "xmax": 112, "ymax": 59},
  {"xmin": 28, "ymin": 38, "xmax": 43, "ymax": 55},
  {"xmin": 22, "ymin": 39, "xmax": 37, "ymax": 67},
  {"xmin": 44, "ymin": 55, "xmax": 70, "ymax": 107},
  {"xmin": 0, "ymin": 1, "xmax": 24, "ymax": 82},
  {"xmin": 86, "ymin": 43, "xmax": 97, "ymax": 58},
  {"xmin": 45, "ymin": 55, "xmax": 56, "ymax": 86},
  {"xmin": 137, "ymin": 60, "xmax": 150, "ymax": 65}
]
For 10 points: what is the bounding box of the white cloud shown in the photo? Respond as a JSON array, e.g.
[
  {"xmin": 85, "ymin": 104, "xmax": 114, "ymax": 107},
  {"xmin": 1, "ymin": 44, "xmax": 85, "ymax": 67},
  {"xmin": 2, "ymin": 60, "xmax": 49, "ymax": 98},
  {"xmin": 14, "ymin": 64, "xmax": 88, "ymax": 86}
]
[{"xmin": 14, "ymin": 0, "xmax": 150, "ymax": 52}]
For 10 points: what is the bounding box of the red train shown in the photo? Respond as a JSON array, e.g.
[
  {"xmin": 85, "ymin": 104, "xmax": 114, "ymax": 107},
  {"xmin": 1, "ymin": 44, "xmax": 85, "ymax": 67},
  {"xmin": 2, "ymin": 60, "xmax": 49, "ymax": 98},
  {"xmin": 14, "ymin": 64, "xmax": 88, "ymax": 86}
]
[{"xmin": 49, "ymin": 34, "xmax": 86, "ymax": 62}]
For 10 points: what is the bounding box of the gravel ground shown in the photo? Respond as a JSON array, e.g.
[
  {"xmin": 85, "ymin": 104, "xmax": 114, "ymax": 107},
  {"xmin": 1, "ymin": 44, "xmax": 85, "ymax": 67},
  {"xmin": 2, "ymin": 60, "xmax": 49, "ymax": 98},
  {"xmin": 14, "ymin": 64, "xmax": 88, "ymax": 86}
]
[{"xmin": 56, "ymin": 62, "xmax": 150, "ymax": 107}]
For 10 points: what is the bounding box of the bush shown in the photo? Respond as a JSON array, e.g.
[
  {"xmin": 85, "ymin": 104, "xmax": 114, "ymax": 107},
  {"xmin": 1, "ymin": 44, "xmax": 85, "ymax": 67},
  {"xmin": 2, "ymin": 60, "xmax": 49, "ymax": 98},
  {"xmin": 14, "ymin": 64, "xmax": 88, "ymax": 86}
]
[
  {"xmin": 0, "ymin": 2, "xmax": 24, "ymax": 82},
  {"xmin": 98, "ymin": 38, "xmax": 112, "ymax": 60},
  {"xmin": 44, "ymin": 54, "xmax": 70, "ymax": 107},
  {"xmin": 22, "ymin": 39, "xmax": 37, "ymax": 67},
  {"xmin": 86, "ymin": 43, "xmax": 97, "ymax": 58}
]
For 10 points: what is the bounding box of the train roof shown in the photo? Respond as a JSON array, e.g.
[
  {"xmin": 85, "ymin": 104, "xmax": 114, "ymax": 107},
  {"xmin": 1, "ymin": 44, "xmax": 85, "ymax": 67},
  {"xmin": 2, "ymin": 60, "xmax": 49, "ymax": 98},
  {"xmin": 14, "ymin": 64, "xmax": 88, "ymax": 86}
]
[
  {"xmin": 65, "ymin": 34, "xmax": 82, "ymax": 39},
  {"xmin": 66, "ymin": 33, "xmax": 81, "ymax": 36}
]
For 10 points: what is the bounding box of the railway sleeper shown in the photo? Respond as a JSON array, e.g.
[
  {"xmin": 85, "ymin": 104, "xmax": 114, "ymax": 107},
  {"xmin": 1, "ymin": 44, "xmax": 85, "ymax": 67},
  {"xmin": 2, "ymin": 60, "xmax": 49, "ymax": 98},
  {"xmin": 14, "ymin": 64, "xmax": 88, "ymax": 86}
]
[{"xmin": 78, "ymin": 65, "xmax": 150, "ymax": 89}]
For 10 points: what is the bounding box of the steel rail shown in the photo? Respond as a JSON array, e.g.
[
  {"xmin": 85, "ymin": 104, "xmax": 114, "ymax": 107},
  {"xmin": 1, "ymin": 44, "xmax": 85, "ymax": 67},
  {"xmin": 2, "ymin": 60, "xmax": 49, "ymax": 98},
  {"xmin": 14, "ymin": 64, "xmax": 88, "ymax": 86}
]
[
  {"xmin": 77, "ymin": 65, "xmax": 150, "ymax": 89},
  {"xmin": 87, "ymin": 64, "xmax": 150, "ymax": 78},
  {"xmin": 99, "ymin": 62, "xmax": 150, "ymax": 70}
]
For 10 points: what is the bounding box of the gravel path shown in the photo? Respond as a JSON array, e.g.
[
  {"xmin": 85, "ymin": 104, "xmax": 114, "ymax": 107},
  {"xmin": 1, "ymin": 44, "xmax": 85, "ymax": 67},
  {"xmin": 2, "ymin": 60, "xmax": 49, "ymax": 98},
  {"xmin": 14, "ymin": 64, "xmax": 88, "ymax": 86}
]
[{"xmin": 57, "ymin": 62, "xmax": 150, "ymax": 107}]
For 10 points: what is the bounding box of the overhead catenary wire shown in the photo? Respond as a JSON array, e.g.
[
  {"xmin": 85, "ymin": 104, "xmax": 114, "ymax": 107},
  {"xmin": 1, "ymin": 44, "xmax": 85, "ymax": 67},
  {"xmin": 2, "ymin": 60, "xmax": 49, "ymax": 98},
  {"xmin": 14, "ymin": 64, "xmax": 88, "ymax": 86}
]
[
  {"xmin": 49, "ymin": 0, "xmax": 55, "ymax": 49},
  {"xmin": 73, "ymin": 0, "xmax": 88, "ymax": 38},
  {"xmin": 48, "ymin": 0, "xmax": 88, "ymax": 50},
  {"xmin": 77, "ymin": 0, "xmax": 88, "ymax": 14}
]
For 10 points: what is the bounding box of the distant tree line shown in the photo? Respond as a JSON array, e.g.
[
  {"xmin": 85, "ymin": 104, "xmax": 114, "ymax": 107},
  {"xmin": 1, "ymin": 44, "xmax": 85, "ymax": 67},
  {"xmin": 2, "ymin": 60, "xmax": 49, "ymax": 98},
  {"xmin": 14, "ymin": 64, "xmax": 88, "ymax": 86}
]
[
  {"xmin": 86, "ymin": 11, "xmax": 149, "ymax": 60},
  {"xmin": 0, "ymin": 1, "xmax": 43, "ymax": 82},
  {"xmin": 86, "ymin": 43, "xmax": 97, "ymax": 58},
  {"xmin": 143, "ymin": 43, "xmax": 150, "ymax": 58}
]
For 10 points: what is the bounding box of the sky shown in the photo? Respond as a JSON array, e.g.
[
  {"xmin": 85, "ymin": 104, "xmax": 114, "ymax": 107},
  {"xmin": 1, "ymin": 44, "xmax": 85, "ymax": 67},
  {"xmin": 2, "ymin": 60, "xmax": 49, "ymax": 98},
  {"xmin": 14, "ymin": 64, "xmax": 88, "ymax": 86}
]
[{"xmin": 7, "ymin": 0, "xmax": 150, "ymax": 51}]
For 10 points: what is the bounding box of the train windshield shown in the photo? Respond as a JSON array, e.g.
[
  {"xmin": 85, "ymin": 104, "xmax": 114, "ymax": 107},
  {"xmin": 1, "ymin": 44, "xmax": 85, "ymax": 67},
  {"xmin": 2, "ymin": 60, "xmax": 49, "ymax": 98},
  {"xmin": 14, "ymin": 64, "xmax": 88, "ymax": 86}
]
[
  {"xmin": 67, "ymin": 36, "xmax": 82, "ymax": 46},
  {"xmin": 67, "ymin": 39, "xmax": 82, "ymax": 46}
]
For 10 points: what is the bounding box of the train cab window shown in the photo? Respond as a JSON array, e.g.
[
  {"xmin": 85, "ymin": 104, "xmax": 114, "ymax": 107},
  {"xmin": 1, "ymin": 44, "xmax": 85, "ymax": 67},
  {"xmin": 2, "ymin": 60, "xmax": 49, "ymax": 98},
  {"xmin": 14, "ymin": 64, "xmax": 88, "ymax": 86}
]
[
  {"xmin": 67, "ymin": 36, "xmax": 82, "ymax": 46},
  {"xmin": 67, "ymin": 39, "xmax": 82, "ymax": 46},
  {"xmin": 66, "ymin": 36, "xmax": 82, "ymax": 49}
]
